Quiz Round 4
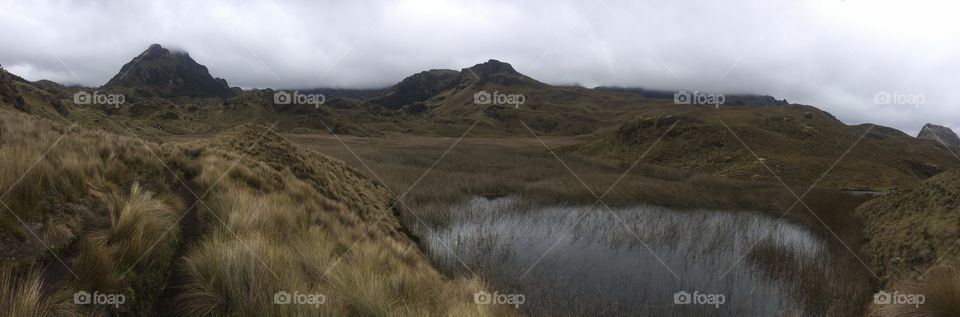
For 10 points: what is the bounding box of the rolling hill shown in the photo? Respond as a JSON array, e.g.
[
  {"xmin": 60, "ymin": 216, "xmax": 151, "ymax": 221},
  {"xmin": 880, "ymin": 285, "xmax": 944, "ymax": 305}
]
[{"xmin": 571, "ymin": 105, "xmax": 960, "ymax": 189}]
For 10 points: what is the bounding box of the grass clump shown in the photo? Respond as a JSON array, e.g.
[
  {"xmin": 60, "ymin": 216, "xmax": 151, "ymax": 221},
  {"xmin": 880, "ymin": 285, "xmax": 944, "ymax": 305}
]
[
  {"xmin": 871, "ymin": 264, "xmax": 960, "ymax": 317},
  {"xmin": 0, "ymin": 266, "xmax": 73, "ymax": 317},
  {"xmin": 103, "ymin": 182, "xmax": 181, "ymax": 271},
  {"xmin": 68, "ymin": 182, "xmax": 181, "ymax": 315}
]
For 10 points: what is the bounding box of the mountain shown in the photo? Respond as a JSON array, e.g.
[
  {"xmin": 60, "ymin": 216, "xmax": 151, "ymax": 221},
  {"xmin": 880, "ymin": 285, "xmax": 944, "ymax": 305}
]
[
  {"xmin": 103, "ymin": 44, "xmax": 235, "ymax": 98},
  {"xmin": 459, "ymin": 59, "xmax": 544, "ymax": 87},
  {"xmin": 366, "ymin": 59, "xmax": 648, "ymax": 135},
  {"xmin": 370, "ymin": 59, "xmax": 544, "ymax": 111},
  {"xmin": 370, "ymin": 69, "xmax": 460, "ymax": 109},
  {"xmin": 571, "ymin": 105, "xmax": 960, "ymax": 189},
  {"xmin": 918, "ymin": 123, "xmax": 960, "ymax": 147},
  {"xmin": 856, "ymin": 168, "xmax": 960, "ymax": 286}
]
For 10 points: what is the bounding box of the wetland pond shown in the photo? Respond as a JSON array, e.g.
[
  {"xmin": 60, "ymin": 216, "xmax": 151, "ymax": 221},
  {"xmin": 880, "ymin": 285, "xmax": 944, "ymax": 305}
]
[{"xmin": 422, "ymin": 196, "xmax": 847, "ymax": 317}]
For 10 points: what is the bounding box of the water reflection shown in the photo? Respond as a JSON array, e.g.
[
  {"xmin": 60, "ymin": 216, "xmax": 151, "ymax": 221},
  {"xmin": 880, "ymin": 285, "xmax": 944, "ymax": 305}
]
[{"xmin": 424, "ymin": 197, "xmax": 829, "ymax": 316}]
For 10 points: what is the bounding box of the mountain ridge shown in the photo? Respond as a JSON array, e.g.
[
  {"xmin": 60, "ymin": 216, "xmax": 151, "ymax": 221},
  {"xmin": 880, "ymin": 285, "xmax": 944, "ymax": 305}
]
[{"xmin": 3, "ymin": 44, "xmax": 956, "ymax": 148}]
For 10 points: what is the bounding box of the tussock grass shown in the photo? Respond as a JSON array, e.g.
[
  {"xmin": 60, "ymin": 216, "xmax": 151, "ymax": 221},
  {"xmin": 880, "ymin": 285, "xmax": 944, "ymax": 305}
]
[
  {"xmin": 0, "ymin": 144, "xmax": 56, "ymax": 217},
  {"xmin": 71, "ymin": 237, "xmax": 121, "ymax": 292},
  {"xmin": 0, "ymin": 110, "xmax": 181, "ymax": 315},
  {"xmin": 103, "ymin": 182, "xmax": 180, "ymax": 271},
  {"xmin": 2, "ymin": 114, "xmax": 501, "ymax": 316},
  {"xmin": 67, "ymin": 182, "xmax": 181, "ymax": 314},
  {"xmin": 871, "ymin": 264, "xmax": 960, "ymax": 317},
  {"xmin": 0, "ymin": 266, "xmax": 73, "ymax": 317},
  {"xmin": 165, "ymin": 126, "xmax": 512, "ymax": 316}
]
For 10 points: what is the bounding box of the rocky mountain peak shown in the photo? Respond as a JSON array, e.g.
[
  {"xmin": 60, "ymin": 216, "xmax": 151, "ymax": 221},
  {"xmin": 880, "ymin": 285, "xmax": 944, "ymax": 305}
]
[
  {"xmin": 103, "ymin": 44, "xmax": 234, "ymax": 98},
  {"xmin": 142, "ymin": 43, "xmax": 169, "ymax": 57},
  {"xmin": 456, "ymin": 59, "xmax": 542, "ymax": 88},
  {"xmin": 464, "ymin": 59, "xmax": 520, "ymax": 78},
  {"xmin": 918, "ymin": 123, "xmax": 960, "ymax": 147}
]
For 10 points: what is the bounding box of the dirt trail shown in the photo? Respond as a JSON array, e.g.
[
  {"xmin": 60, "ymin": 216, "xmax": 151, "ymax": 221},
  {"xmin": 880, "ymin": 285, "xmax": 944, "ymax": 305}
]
[
  {"xmin": 39, "ymin": 237, "xmax": 80, "ymax": 294},
  {"xmin": 150, "ymin": 182, "xmax": 203, "ymax": 317}
]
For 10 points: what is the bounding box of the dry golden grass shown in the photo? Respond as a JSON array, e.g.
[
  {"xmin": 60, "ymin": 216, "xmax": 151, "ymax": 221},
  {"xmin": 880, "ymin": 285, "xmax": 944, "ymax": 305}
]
[
  {"xmin": 0, "ymin": 266, "xmax": 74, "ymax": 317},
  {"xmin": 871, "ymin": 264, "xmax": 960, "ymax": 317},
  {"xmin": 0, "ymin": 109, "xmax": 186, "ymax": 314},
  {"xmin": 65, "ymin": 182, "xmax": 181, "ymax": 315},
  {"xmin": 71, "ymin": 237, "xmax": 121, "ymax": 292},
  {"xmin": 103, "ymin": 182, "xmax": 180, "ymax": 271},
  {"xmin": 2, "ymin": 112, "xmax": 506, "ymax": 316},
  {"xmin": 0, "ymin": 121, "xmax": 60, "ymax": 219},
  {"xmin": 857, "ymin": 169, "xmax": 960, "ymax": 286},
  {"xmin": 169, "ymin": 127, "xmax": 514, "ymax": 316}
]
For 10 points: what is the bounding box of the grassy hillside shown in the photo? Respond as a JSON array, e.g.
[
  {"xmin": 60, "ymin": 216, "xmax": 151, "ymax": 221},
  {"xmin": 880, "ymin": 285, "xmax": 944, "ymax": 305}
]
[
  {"xmin": 0, "ymin": 109, "xmax": 512, "ymax": 316},
  {"xmin": 856, "ymin": 169, "xmax": 960, "ymax": 317},
  {"xmin": 572, "ymin": 104, "xmax": 960, "ymax": 189},
  {"xmin": 857, "ymin": 168, "xmax": 960, "ymax": 285}
]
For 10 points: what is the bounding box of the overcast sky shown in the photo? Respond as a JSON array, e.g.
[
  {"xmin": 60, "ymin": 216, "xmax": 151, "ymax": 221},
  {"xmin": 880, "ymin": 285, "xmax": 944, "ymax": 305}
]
[{"xmin": 0, "ymin": 0, "xmax": 957, "ymax": 135}]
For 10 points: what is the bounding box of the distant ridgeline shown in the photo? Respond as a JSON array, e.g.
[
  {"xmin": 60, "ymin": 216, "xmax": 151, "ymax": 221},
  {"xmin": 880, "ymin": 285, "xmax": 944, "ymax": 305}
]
[{"xmin": 594, "ymin": 86, "xmax": 789, "ymax": 106}]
